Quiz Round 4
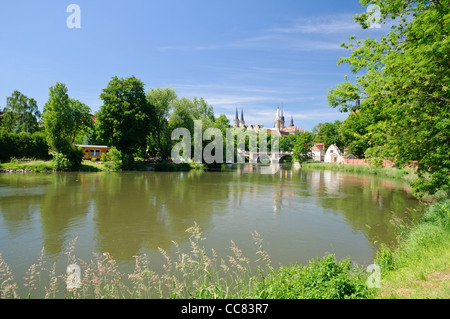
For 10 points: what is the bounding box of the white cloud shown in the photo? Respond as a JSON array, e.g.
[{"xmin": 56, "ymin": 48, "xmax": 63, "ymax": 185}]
[{"xmin": 273, "ymin": 14, "xmax": 360, "ymax": 34}]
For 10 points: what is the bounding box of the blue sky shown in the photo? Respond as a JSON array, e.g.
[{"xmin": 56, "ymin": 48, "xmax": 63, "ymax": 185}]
[{"xmin": 0, "ymin": 0, "xmax": 388, "ymax": 131}]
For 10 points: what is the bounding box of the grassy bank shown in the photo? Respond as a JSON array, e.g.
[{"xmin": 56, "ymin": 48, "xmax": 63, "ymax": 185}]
[
  {"xmin": 0, "ymin": 159, "xmax": 199, "ymax": 173},
  {"xmin": 374, "ymin": 199, "xmax": 450, "ymax": 298},
  {"xmin": 302, "ymin": 162, "xmax": 417, "ymax": 183}
]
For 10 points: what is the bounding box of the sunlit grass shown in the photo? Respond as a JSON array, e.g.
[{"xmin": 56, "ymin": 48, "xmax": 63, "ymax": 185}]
[{"xmin": 375, "ymin": 200, "xmax": 450, "ymax": 299}]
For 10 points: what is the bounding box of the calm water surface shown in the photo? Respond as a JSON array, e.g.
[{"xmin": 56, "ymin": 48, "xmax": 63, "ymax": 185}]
[{"xmin": 0, "ymin": 165, "xmax": 420, "ymax": 283}]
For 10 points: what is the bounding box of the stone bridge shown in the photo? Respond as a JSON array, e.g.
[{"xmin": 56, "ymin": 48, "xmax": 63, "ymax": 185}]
[{"xmin": 239, "ymin": 150, "xmax": 294, "ymax": 164}]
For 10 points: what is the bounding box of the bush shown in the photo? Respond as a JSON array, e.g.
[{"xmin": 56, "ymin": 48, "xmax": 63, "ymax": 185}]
[
  {"xmin": 256, "ymin": 254, "xmax": 373, "ymax": 299},
  {"xmin": 106, "ymin": 147, "xmax": 136, "ymax": 171},
  {"xmin": 50, "ymin": 151, "xmax": 71, "ymax": 170},
  {"xmin": 0, "ymin": 131, "xmax": 50, "ymax": 162},
  {"xmin": 375, "ymin": 245, "xmax": 396, "ymax": 273},
  {"xmin": 422, "ymin": 199, "xmax": 450, "ymax": 230},
  {"xmin": 100, "ymin": 152, "xmax": 108, "ymax": 163}
]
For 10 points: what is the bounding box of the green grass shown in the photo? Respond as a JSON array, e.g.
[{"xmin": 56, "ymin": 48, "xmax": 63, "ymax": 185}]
[
  {"xmin": 374, "ymin": 199, "xmax": 450, "ymax": 298},
  {"xmin": 302, "ymin": 162, "xmax": 417, "ymax": 182},
  {"xmin": 0, "ymin": 159, "xmax": 55, "ymax": 172}
]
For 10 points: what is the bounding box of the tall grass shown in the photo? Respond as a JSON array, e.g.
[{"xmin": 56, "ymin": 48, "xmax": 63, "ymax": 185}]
[
  {"xmin": 375, "ymin": 199, "xmax": 450, "ymax": 298},
  {"xmin": 0, "ymin": 223, "xmax": 274, "ymax": 299}
]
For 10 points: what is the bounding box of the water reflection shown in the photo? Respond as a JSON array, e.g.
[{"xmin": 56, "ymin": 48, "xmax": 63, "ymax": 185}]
[{"xmin": 0, "ymin": 166, "xmax": 420, "ymax": 271}]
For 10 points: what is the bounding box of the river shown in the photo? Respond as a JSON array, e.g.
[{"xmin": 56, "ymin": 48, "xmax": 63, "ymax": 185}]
[{"xmin": 0, "ymin": 164, "xmax": 420, "ymax": 294}]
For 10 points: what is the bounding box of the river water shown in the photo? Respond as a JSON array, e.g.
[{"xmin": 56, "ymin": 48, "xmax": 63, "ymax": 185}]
[{"xmin": 0, "ymin": 164, "xmax": 420, "ymax": 291}]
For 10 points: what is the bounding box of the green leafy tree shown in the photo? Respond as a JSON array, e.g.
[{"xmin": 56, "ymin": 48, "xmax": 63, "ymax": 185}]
[
  {"xmin": 2, "ymin": 90, "xmax": 41, "ymax": 133},
  {"xmin": 96, "ymin": 76, "xmax": 155, "ymax": 158},
  {"xmin": 279, "ymin": 134, "xmax": 300, "ymax": 152},
  {"xmin": 42, "ymin": 82, "xmax": 90, "ymax": 167},
  {"xmin": 339, "ymin": 111, "xmax": 371, "ymax": 158},
  {"xmin": 327, "ymin": 0, "xmax": 450, "ymax": 196},
  {"xmin": 146, "ymin": 87, "xmax": 177, "ymax": 160},
  {"xmin": 293, "ymin": 131, "xmax": 315, "ymax": 165},
  {"xmin": 43, "ymin": 83, "xmax": 92, "ymax": 151},
  {"xmin": 312, "ymin": 120, "xmax": 344, "ymax": 151}
]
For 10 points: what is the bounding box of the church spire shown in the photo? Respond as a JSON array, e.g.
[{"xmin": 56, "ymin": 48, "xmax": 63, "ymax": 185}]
[{"xmin": 290, "ymin": 115, "xmax": 294, "ymax": 127}]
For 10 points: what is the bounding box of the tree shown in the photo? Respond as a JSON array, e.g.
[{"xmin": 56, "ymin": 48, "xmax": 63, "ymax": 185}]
[
  {"xmin": 96, "ymin": 76, "xmax": 155, "ymax": 158},
  {"xmin": 327, "ymin": 0, "xmax": 450, "ymax": 196},
  {"xmin": 42, "ymin": 82, "xmax": 91, "ymax": 167},
  {"xmin": 293, "ymin": 131, "xmax": 314, "ymax": 165},
  {"xmin": 279, "ymin": 133, "xmax": 300, "ymax": 152},
  {"xmin": 43, "ymin": 82, "xmax": 92, "ymax": 151},
  {"xmin": 146, "ymin": 87, "xmax": 177, "ymax": 160},
  {"xmin": 313, "ymin": 120, "xmax": 344, "ymax": 151},
  {"xmin": 339, "ymin": 111, "xmax": 371, "ymax": 158},
  {"xmin": 1, "ymin": 90, "xmax": 41, "ymax": 134}
]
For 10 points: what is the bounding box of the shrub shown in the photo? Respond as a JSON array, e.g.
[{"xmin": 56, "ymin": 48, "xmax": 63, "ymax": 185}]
[
  {"xmin": 50, "ymin": 151, "xmax": 71, "ymax": 170},
  {"xmin": 375, "ymin": 245, "xmax": 396, "ymax": 272},
  {"xmin": 100, "ymin": 152, "xmax": 108, "ymax": 163},
  {"xmin": 0, "ymin": 131, "xmax": 50, "ymax": 162},
  {"xmin": 422, "ymin": 199, "xmax": 450, "ymax": 230},
  {"xmin": 256, "ymin": 254, "xmax": 373, "ymax": 299}
]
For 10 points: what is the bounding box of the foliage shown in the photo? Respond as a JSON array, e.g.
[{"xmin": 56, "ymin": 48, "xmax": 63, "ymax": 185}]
[
  {"xmin": 168, "ymin": 96, "xmax": 215, "ymax": 135},
  {"xmin": 279, "ymin": 133, "xmax": 300, "ymax": 152},
  {"xmin": 97, "ymin": 76, "xmax": 154, "ymax": 158},
  {"xmin": 312, "ymin": 120, "xmax": 344, "ymax": 151},
  {"xmin": 146, "ymin": 88, "xmax": 177, "ymax": 160},
  {"xmin": 338, "ymin": 111, "xmax": 371, "ymax": 158},
  {"xmin": 292, "ymin": 131, "xmax": 314, "ymax": 164},
  {"xmin": 327, "ymin": 0, "xmax": 450, "ymax": 197},
  {"xmin": 376, "ymin": 199, "xmax": 450, "ymax": 298},
  {"xmin": 42, "ymin": 82, "xmax": 93, "ymax": 156},
  {"xmin": 100, "ymin": 152, "xmax": 108, "ymax": 163},
  {"xmin": 0, "ymin": 131, "xmax": 50, "ymax": 162},
  {"xmin": 50, "ymin": 151, "xmax": 71, "ymax": 171},
  {"xmin": 168, "ymin": 96, "xmax": 231, "ymax": 163},
  {"xmin": 1, "ymin": 90, "xmax": 41, "ymax": 134},
  {"xmin": 50, "ymin": 146, "xmax": 83, "ymax": 170},
  {"xmin": 256, "ymin": 254, "xmax": 373, "ymax": 299}
]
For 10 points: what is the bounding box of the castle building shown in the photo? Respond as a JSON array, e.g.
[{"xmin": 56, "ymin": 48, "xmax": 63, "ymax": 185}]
[{"xmin": 233, "ymin": 106, "xmax": 305, "ymax": 136}]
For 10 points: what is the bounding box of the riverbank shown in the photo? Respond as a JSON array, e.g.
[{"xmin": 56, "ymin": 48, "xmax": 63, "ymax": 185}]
[
  {"xmin": 302, "ymin": 162, "xmax": 417, "ymax": 183},
  {"xmin": 0, "ymin": 159, "xmax": 199, "ymax": 173},
  {"xmin": 301, "ymin": 162, "xmax": 450, "ymax": 298}
]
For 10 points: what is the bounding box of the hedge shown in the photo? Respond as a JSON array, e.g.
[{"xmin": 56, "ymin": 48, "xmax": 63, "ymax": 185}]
[{"xmin": 0, "ymin": 131, "xmax": 51, "ymax": 162}]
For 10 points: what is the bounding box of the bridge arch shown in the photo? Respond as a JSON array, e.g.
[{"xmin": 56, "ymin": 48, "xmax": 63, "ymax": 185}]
[{"xmin": 278, "ymin": 154, "xmax": 293, "ymax": 163}]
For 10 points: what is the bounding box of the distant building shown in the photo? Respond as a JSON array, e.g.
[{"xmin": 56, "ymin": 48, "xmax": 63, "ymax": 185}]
[
  {"xmin": 234, "ymin": 106, "xmax": 305, "ymax": 137},
  {"xmin": 324, "ymin": 144, "xmax": 342, "ymax": 163},
  {"xmin": 75, "ymin": 144, "xmax": 110, "ymax": 160},
  {"xmin": 311, "ymin": 143, "xmax": 325, "ymax": 161}
]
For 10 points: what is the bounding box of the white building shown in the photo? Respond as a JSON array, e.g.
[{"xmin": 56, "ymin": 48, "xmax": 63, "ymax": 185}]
[
  {"xmin": 324, "ymin": 144, "xmax": 342, "ymax": 163},
  {"xmin": 311, "ymin": 143, "xmax": 325, "ymax": 162}
]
